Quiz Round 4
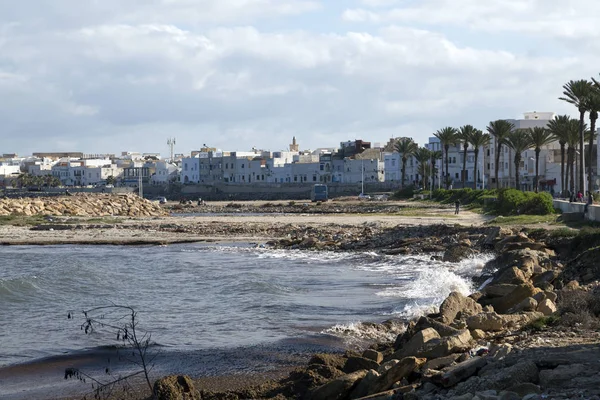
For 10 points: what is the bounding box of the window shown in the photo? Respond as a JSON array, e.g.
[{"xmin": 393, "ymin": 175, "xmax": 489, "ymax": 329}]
[
  {"xmin": 455, "ymin": 173, "xmax": 459, "ymax": 179},
  {"xmin": 242, "ymin": 164, "xmax": 245, "ymax": 169},
  {"xmin": 487, "ymin": 149, "xmax": 490, "ymax": 156},
  {"xmin": 184, "ymin": 163, "xmax": 188, "ymax": 171},
  {"xmin": 313, "ymin": 175, "xmax": 317, "ymax": 181},
  {"xmin": 392, "ymin": 160, "xmax": 396, "ymax": 167},
  {"xmin": 487, "ymin": 163, "xmax": 490, "ymax": 169}
]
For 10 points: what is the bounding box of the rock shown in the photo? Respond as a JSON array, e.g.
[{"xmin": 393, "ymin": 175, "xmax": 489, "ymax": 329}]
[
  {"xmin": 423, "ymin": 353, "xmax": 462, "ymax": 370},
  {"xmin": 467, "ymin": 312, "xmax": 543, "ymax": 331},
  {"xmin": 533, "ymin": 270, "xmax": 558, "ymax": 287},
  {"xmin": 536, "ymin": 299, "xmax": 557, "ymax": 316},
  {"xmin": 495, "ymin": 267, "xmax": 528, "ymax": 285},
  {"xmin": 362, "ymin": 349, "xmax": 383, "ymax": 364},
  {"xmin": 344, "ymin": 356, "xmax": 381, "ymax": 374},
  {"xmin": 443, "ymin": 244, "xmax": 479, "ymax": 263},
  {"xmin": 498, "ymin": 391, "xmax": 520, "ymax": 400},
  {"xmin": 394, "ymin": 316, "xmax": 461, "ymax": 350},
  {"xmin": 488, "ymin": 343, "xmax": 512, "ymax": 360},
  {"xmin": 392, "ymin": 328, "xmax": 440, "ymax": 359},
  {"xmin": 481, "ymin": 284, "xmax": 519, "ymax": 298},
  {"xmin": 539, "ymin": 363, "xmax": 587, "ymax": 389},
  {"xmin": 368, "ymin": 357, "xmax": 425, "ymax": 395},
  {"xmin": 506, "ymin": 383, "xmax": 541, "ymax": 397},
  {"xmin": 470, "ymin": 329, "xmax": 486, "ymax": 340},
  {"xmin": 309, "ymin": 353, "xmax": 346, "ymax": 371},
  {"xmin": 482, "ymin": 283, "xmax": 537, "ymax": 314},
  {"xmin": 510, "ymin": 297, "xmax": 538, "ymax": 313},
  {"xmin": 544, "ymin": 291, "xmax": 558, "ymax": 303},
  {"xmin": 153, "ymin": 375, "xmax": 199, "ymax": 400},
  {"xmin": 349, "ymin": 369, "xmax": 379, "ymax": 399},
  {"xmin": 440, "ymin": 356, "xmax": 487, "ymax": 387},
  {"xmin": 308, "ymin": 370, "xmax": 368, "ymax": 400},
  {"xmin": 439, "ymin": 292, "xmax": 483, "ymax": 324}
]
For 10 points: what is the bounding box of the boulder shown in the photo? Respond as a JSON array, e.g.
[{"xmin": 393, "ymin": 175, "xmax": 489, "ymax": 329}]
[
  {"xmin": 368, "ymin": 357, "xmax": 425, "ymax": 395},
  {"xmin": 348, "ymin": 369, "xmax": 379, "ymax": 399},
  {"xmin": 443, "ymin": 244, "xmax": 478, "ymax": 263},
  {"xmin": 344, "ymin": 356, "xmax": 381, "ymax": 374},
  {"xmin": 470, "ymin": 329, "xmax": 486, "ymax": 340},
  {"xmin": 467, "ymin": 312, "xmax": 543, "ymax": 331},
  {"xmin": 481, "ymin": 284, "xmax": 519, "ymax": 298},
  {"xmin": 439, "ymin": 291, "xmax": 483, "ymax": 324},
  {"xmin": 440, "ymin": 356, "xmax": 487, "ymax": 388},
  {"xmin": 494, "ymin": 233, "xmax": 534, "ymax": 252},
  {"xmin": 394, "ymin": 316, "xmax": 460, "ymax": 350},
  {"xmin": 536, "ymin": 299, "xmax": 557, "ymax": 316},
  {"xmin": 392, "ymin": 328, "xmax": 440, "ymax": 359},
  {"xmin": 533, "ymin": 270, "xmax": 559, "ymax": 287},
  {"xmin": 423, "ymin": 353, "xmax": 462, "ymax": 371},
  {"xmin": 153, "ymin": 375, "xmax": 199, "ymax": 400},
  {"xmin": 489, "ymin": 343, "xmax": 513, "ymax": 360},
  {"xmin": 362, "ymin": 349, "xmax": 383, "ymax": 364},
  {"xmin": 495, "ymin": 267, "xmax": 528, "ymax": 285},
  {"xmin": 308, "ymin": 370, "xmax": 368, "ymax": 400},
  {"xmin": 481, "ymin": 283, "xmax": 537, "ymax": 314},
  {"xmin": 510, "ymin": 297, "xmax": 538, "ymax": 313}
]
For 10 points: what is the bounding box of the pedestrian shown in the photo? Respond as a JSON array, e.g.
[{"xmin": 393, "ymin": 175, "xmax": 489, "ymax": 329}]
[
  {"xmin": 454, "ymin": 199, "xmax": 460, "ymax": 215},
  {"xmin": 577, "ymin": 191, "xmax": 584, "ymax": 202}
]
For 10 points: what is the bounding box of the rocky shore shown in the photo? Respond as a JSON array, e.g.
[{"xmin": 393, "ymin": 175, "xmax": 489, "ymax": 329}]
[
  {"xmin": 0, "ymin": 193, "xmax": 167, "ymax": 217},
  {"xmin": 2, "ymin": 194, "xmax": 599, "ymax": 399},
  {"xmin": 153, "ymin": 227, "xmax": 600, "ymax": 400}
]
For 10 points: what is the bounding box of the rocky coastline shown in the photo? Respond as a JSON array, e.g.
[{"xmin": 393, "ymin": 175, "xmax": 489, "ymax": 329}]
[
  {"xmin": 155, "ymin": 227, "xmax": 600, "ymax": 400},
  {"xmin": 1, "ymin": 194, "xmax": 599, "ymax": 399}
]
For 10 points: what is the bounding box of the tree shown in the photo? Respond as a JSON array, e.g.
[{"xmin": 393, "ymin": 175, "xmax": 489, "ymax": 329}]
[
  {"xmin": 429, "ymin": 150, "xmax": 442, "ymax": 190},
  {"xmin": 66, "ymin": 304, "xmax": 157, "ymax": 399},
  {"xmin": 560, "ymin": 79, "xmax": 593, "ymax": 193},
  {"xmin": 457, "ymin": 125, "xmax": 477, "ymax": 188},
  {"xmin": 413, "ymin": 147, "xmax": 432, "ymax": 190},
  {"xmin": 394, "ymin": 138, "xmax": 418, "ymax": 189},
  {"xmin": 565, "ymin": 119, "xmax": 583, "ymax": 194},
  {"xmin": 106, "ymin": 175, "xmax": 116, "ymax": 186},
  {"xmin": 487, "ymin": 119, "xmax": 515, "ymax": 189},
  {"xmin": 468, "ymin": 129, "xmax": 491, "ymax": 189},
  {"xmin": 547, "ymin": 115, "xmax": 572, "ymax": 196},
  {"xmin": 505, "ymin": 129, "xmax": 533, "ymax": 190},
  {"xmin": 528, "ymin": 127, "xmax": 555, "ymax": 193},
  {"xmin": 584, "ymin": 86, "xmax": 600, "ymax": 193},
  {"xmin": 434, "ymin": 127, "xmax": 458, "ymax": 188}
]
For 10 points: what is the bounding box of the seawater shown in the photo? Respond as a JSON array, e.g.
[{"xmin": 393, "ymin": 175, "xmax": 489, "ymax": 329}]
[{"xmin": 0, "ymin": 243, "xmax": 493, "ymax": 398}]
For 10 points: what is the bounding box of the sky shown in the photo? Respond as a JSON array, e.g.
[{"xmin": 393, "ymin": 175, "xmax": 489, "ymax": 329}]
[{"xmin": 2, "ymin": 0, "xmax": 600, "ymax": 157}]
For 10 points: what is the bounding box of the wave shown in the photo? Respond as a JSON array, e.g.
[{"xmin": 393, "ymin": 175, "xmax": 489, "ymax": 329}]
[
  {"xmin": 0, "ymin": 276, "xmax": 41, "ymax": 302},
  {"xmin": 323, "ymin": 320, "xmax": 406, "ymax": 344}
]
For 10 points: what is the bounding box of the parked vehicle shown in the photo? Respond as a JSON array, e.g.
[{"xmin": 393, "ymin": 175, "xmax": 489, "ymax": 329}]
[
  {"xmin": 358, "ymin": 193, "xmax": 371, "ymax": 200},
  {"xmin": 311, "ymin": 184, "xmax": 328, "ymax": 202}
]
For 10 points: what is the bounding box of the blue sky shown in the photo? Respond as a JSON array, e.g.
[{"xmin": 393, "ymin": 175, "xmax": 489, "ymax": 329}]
[{"xmin": 1, "ymin": 0, "xmax": 599, "ymax": 157}]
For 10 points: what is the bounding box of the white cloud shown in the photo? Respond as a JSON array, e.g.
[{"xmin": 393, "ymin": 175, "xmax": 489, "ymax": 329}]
[{"xmin": 343, "ymin": 0, "xmax": 600, "ymax": 41}]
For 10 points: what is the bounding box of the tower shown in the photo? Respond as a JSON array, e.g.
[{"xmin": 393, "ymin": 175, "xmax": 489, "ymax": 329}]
[{"xmin": 289, "ymin": 136, "xmax": 299, "ymax": 152}]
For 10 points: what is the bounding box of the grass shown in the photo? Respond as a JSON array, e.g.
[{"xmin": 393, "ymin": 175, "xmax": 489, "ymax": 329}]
[
  {"xmin": 485, "ymin": 214, "xmax": 559, "ymax": 226},
  {"xmin": 0, "ymin": 215, "xmax": 47, "ymax": 226}
]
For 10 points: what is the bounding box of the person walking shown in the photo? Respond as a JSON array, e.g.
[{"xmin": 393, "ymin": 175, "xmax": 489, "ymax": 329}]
[{"xmin": 454, "ymin": 199, "xmax": 461, "ymax": 215}]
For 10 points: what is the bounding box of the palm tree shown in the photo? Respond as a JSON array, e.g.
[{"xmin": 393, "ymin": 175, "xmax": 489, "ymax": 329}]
[
  {"xmin": 457, "ymin": 125, "xmax": 477, "ymax": 188},
  {"xmin": 547, "ymin": 115, "xmax": 571, "ymax": 196},
  {"xmin": 413, "ymin": 147, "xmax": 432, "ymax": 190},
  {"xmin": 395, "ymin": 138, "xmax": 418, "ymax": 189},
  {"xmin": 584, "ymin": 87, "xmax": 600, "ymax": 193},
  {"xmin": 487, "ymin": 119, "xmax": 515, "ymax": 189},
  {"xmin": 434, "ymin": 127, "xmax": 458, "ymax": 189},
  {"xmin": 528, "ymin": 127, "xmax": 555, "ymax": 193},
  {"xmin": 505, "ymin": 129, "xmax": 533, "ymax": 190},
  {"xmin": 430, "ymin": 150, "xmax": 442, "ymax": 190},
  {"xmin": 565, "ymin": 119, "xmax": 582, "ymax": 195},
  {"xmin": 468, "ymin": 129, "xmax": 491, "ymax": 189},
  {"xmin": 560, "ymin": 79, "xmax": 593, "ymax": 193}
]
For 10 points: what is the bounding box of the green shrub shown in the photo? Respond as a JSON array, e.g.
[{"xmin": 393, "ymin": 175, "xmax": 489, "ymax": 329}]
[
  {"xmin": 392, "ymin": 185, "xmax": 416, "ymax": 199},
  {"xmin": 492, "ymin": 189, "xmax": 555, "ymax": 216},
  {"xmin": 431, "ymin": 188, "xmax": 497, "ymax": 206}
]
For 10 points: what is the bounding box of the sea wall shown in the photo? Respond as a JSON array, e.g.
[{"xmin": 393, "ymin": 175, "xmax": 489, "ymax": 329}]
[{"xmin": 553, "ymin": 199, "xmax": 600, "ymax": 221}]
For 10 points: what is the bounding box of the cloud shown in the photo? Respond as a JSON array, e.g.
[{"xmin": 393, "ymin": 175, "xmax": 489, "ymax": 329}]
[
  {"xmin": 343, "ymin": 0, "xmax": 600, "ymax": 42},
  {"xmin": 0, "ymin": 0, "xmax": 598, "ymax": 156}
]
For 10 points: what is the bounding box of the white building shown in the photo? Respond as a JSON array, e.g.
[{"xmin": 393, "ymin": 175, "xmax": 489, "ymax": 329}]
[{"xmin": 151, "ymin": 161, "xmax": 179, "ymax": 184}]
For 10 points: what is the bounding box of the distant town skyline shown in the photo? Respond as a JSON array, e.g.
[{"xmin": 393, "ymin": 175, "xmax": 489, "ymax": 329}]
[{"xmin": 2, "ymin": 1, "xmax": 600, "ymax": 156}]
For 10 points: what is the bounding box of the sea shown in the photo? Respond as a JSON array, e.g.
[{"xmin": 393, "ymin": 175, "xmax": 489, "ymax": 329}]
[{"xmin": 0, "ymin": 243, "xmax": 493, "ymax": 399}]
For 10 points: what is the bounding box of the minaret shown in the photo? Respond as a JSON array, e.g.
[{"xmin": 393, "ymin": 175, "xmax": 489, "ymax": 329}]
[{"xmin": 289, "ymin": 136, "xmax": 299, "ymax": 152}]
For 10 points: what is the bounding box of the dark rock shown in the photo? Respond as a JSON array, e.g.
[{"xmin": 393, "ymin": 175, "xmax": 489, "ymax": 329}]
[
  {"xmin": 344, "ymin": 357, "xmax": 381, "ymax": 374},
  {"xmin": 443, "ymin": 244, "xmax": 479, "ymax": 263},
  {"xmin": 440, "ymin": 356, "xmax": 487, "ymax": 387},
  {"xmin": 308, "ymin": 370, "xmax": 368, "ymax": 400},
  {"xmin": 153, "ymin": 375, "xmax": 199, "ymax": 400}
]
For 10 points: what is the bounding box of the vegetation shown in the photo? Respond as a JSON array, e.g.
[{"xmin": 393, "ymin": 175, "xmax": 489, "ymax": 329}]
[
  {"xmin": 434, "ymin": 127, "xmax": 458, "ymax": 189},
  {"xmin": 394, "ymin": 138, "xmax": 418, "ymax": 189},
  {"xmin": 486, "ymin": 119, "xmax": 515, "ymax": 190},
  {"xmin": 557, "ymin": 286, "xmax": 600, "ymax": 329},
  {"xmin": 66, "ymin": 305, "xmax": 157, "ymax": 399},
  {"xmin": 485, "ymin": 214, "xmax": 558, "ymax": 226},
  {"xmin": 505, "ymin": 129, "xmax": 533, "ymax": 190}
]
